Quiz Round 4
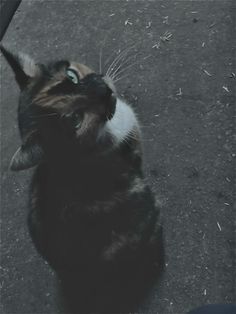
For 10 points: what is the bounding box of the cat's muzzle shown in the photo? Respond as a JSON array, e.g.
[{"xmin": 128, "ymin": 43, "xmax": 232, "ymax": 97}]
[{"xmin": 106, "ymin": 93, "xmax": 116, "ymax": 120}]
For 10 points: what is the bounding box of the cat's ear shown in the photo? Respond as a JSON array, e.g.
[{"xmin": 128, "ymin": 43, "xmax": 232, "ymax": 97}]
[
  {"xmin": 10, "ymin": 133, "xmax": 44, "ymax": 171},
  {"xmin": 0, "ymin": 44, "xmax": 40, "ymax": 90}
]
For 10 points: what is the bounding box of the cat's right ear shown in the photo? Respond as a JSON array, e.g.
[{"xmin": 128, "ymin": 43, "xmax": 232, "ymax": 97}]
[
  {"xmin": 10, "ymin": 133, "xmax": 44, "ymax": 171},
  {"xmin": 0, "ymin": 44, "xmax": 40, "ymax": 90}
]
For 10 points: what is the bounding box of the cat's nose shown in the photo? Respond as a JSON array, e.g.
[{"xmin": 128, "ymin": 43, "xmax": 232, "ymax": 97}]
[
  {"xmin": 94, "ymin": 81, "xmax": 112, "ymax": 99},
  {"xmin": 89, "ymin": 74, "xmax": 112, "ymax": 99}
]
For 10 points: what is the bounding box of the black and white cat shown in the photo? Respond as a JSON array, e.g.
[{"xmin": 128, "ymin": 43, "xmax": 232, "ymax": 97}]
[{"xmin": 1, "ymin": 45, "xmax": 164, "ymax": 313}]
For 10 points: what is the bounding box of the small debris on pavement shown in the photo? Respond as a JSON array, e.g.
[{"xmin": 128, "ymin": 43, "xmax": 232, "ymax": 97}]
[
  {"xmin": 224, "ymin": 202, "xmax": 230, "ymax": 206},
  {"xmin": 144, "ymin": 54, "xmax": 152, "ymax": 60},
  {"xmin": 146, "ymin": 21, "xmax": 152, "ymax": 29},
  {"xmin": 209, "ymin": 22, "xmax": 216, "ymax": 28},
  {"xmin": 229, "ymin": 72, "xmax": 235, "ymax": 78},
  {"xmin": 202, "ymin": 42, "xmax": 205, "ymax": 47},
  {"xmin": 152, "ymin": 30, "xmax": 173, "ymax": 50},
  {"xmin": 163, "ymin": 16, "xmax": 169, "ymax": 24},
  {"xmin": 203, "ymin": 289, "xmax": 207, "ymax": 295},
  {"xmin": 222, "ymin": 86, "xmax": 230, "ymax": 93},
  {"xmin": 125, "ymin": 19, "xmax": 133, "ymax": 26},
  {"xmin": 176, "ymin": 88, "xmax": 183, "ymax": 96},
  {"xmin": 160, "ymin": 30, "xmax": 173, "ymax": 42},
  {"xmin": 203, "ymin": 69, "xmax": 212, "ymax": 77},
  {"xmin": 152, "ymin": 42, "xmax": 161, "ymax": 49},
  {"xmin": 217, "ymin": 221, "xmax": 222, "ymax": 231},
  {"xmin": 109, "ymin": 13, "xmax": 115, "ymax": 17}
]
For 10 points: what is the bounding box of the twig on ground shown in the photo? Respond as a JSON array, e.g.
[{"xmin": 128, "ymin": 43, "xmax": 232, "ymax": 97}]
[
  {"xmin": 125, "ymin": 19, "xmax": 133, "ymax": 26},
  {"xmin": 217, "ymin": 222, "xmax": 222, "ymax": 231},
  {"xmin": 176, "ymin": 88, "xmax": 183, "ymax": 96},
  {"xmin": 203, "ymin": 69, "xmax": 212, "ymax": 77},
  {"xmin": 223, "ymin": 86, "xmax": 230, "ymax": 93}
]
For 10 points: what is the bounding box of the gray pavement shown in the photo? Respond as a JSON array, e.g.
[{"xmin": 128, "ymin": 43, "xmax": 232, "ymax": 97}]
[{"xmin": 0, "ymin": 1, "xmax": 235, "ymax": 314}]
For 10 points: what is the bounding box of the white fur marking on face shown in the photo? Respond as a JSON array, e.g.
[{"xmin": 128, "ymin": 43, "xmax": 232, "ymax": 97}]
[
  {"xmin": 19, "ymin": 53, "xmax": 39, "ymax": 77},
  {"xmin": 104, "ymin": 98, "xmax": 139, "ymax": 144},
  {"xmin": 103, "ymin": 76, "xmax": 117, "ymax": 94}
]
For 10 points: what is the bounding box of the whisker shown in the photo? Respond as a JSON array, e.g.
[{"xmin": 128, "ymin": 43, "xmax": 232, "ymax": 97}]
[
  {"xmin": 112, "ymin": 55, "xmax": 152, "ymax": 82},
  {"xmin": 106, "ymin": 44, "xmax": 137, "ymax": 78},
  {"xmin": 99, "ymin": 47, "xmax": 103, "ymax": 74},
  {"xmin": 112, "ymin": 60, "xmax": 141, "ymax": 81},
  {"xmin": 126, "ymin": 133, "xmax": 153, "ymax": 142},
  {"xmin": 112, "ymin": 73, "xmax": 130, "ymax": 83},
  {"xmin": 106, "ymin": 49, "xmax": 127, "ymax": 77},
  {"xmin": 104, "ymin": 37, "xmax": 142, "ymax": 69},
  {"xmin": 99, "ymin": 33, "xmax": 109, "ymax": 74},
  {"xmin": 110, "ymin": 52, "xmax": 140, "ymax": 80},
  {"xmin": 103, "ymin": 50, "xmax": 118, "ymax": 70},
  {"xmin": 106, "ymin": 45, "xmax": 136, "ymax": 72}
]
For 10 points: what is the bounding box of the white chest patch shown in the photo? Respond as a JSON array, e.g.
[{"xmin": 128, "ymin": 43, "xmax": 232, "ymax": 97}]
[{"xmin": 102, "ymin": 98, "xmax": 139, "ymax": 144}]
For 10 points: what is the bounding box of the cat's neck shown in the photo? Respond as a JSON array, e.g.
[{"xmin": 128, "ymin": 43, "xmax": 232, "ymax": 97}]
[{"xmin": 35, "ymin": 143, "xmax": 143, "ymax": 202}]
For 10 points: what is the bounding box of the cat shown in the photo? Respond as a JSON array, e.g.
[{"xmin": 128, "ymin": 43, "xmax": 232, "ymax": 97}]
[{"xmin": 1, "ymin": 45, "xmax": 164, "ymax": 313}]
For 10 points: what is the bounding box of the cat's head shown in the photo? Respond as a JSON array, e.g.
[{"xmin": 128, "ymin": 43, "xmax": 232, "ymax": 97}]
[{"xmin": 1, "ymin": 45, "xmax": 117, "ymax": 171}]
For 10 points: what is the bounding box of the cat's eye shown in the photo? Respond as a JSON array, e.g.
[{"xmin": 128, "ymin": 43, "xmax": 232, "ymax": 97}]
[{"xmin": 66, "ymin": 68, "xmax": 79, "ymax": 84}]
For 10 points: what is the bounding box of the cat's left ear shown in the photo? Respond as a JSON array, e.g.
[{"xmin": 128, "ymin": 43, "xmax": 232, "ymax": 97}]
[
  {"xmin": 10, "ymin": 133, "xmax": 44, "ymax": 171},
  {"xmin": 0, "ymin": 44, "xmax": 41, "ymax": 90}
]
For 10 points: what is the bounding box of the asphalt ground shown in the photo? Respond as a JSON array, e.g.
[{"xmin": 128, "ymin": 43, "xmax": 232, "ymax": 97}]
[{"xmin": 0, "ymin": 1, "xmax": 235, "ymax": 313}]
